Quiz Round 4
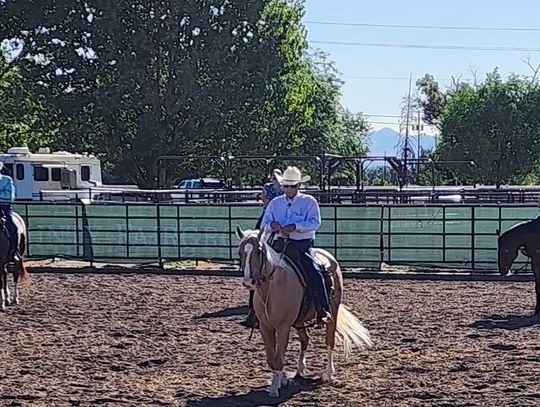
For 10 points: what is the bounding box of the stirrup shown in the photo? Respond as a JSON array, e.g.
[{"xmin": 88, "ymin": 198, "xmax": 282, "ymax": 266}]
[
  {"xmin": 316, "ymin": 311, "xmax": 331, "ymax": 325},
  {"xmin": 9, "ymin": 251, "xmax": 21, "ymax": 262}
]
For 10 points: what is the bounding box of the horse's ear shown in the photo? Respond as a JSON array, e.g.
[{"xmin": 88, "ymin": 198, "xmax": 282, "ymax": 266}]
[
  {"xmin": 235, "ymin": 225, "xmax": 245, "ymax": 239},
  {"xmin": 496, "ymin": 228, "xmax": 501, "ymax": 237}
]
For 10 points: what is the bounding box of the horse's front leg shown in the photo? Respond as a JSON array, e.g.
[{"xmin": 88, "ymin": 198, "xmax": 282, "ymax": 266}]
[
  {"xmin": 11, "ymin": 261, "xmax": 19, "ymax": 305},
  {"xmin": 0, "ymin": 264, "xmax": 7, "ymax": 311},
  {"xmin": 267, "ymin": 327, "xmax": 291, "ymax": 397},
  {"xmin": 533, "ymin": 260, "xmax": 540, "ymax": 315},
  {"xmin": 259, "ymin": 323, "xmax": 280, "ymax": 397},
  {"xmin": 296, "ymin": 328, "xmax": 309, "ymax": 378}
]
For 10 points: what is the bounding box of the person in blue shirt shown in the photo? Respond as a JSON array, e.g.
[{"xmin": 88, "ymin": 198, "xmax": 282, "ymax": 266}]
[
  {"xmin": 0, "ymin": 162, "xmax": 20, "ymax": 261},
  {"xmin": 261, "ymin": 166, "xmax": 331, "ymax": 325},
  {"xmin": 254, "ymin": 169, "xmax": 283, "ymax": 230}
]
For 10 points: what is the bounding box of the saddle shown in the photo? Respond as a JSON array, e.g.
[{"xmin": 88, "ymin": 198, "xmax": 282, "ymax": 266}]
[
  {"xmin": 270, "ymin": 240, "xmax": 335, "ymax": 328},
  {"xmin": 0, "ymin": 214, "xmax": 20, "ymax": 262}
]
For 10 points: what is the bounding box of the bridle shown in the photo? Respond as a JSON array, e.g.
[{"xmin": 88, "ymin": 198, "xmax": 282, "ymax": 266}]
[
  {"xmin": 239, "ymin": 234, "xmax": 277, "ymax": 286},
  {"xmin": 500, "ymin": 242, "xmax": 529, "ymax": 275}
]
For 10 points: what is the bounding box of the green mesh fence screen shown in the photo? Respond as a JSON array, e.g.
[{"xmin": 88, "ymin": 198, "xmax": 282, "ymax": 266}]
[{"xmin": 14, "ymin": 202, "xmax": 539, "ymax": 271}]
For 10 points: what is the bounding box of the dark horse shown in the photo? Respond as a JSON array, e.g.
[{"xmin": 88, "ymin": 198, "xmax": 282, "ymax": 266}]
[
  {"xmin": 498, "ymin": 218, "xmax": 540, "ymax": 315},
  {"xmin": 0, "ymin": 211, "xmax": 29, "ymax": 311}
]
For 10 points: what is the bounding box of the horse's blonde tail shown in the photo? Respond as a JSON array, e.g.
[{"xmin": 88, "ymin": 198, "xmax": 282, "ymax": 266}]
[
  {"xmin": 18, "ymin": 259, "xmax": 30, "ymax": 286},
  {"xmin": 18, "ymin": 234, "xmax": 30, "ymax": 286},
  {"xmin": 335, "ymin": 304, "xmax": 373, "ymax": 359}
]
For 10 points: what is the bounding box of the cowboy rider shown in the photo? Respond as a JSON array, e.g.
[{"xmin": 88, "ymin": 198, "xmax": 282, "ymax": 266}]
[
  {"xmin": 261, "ymin": 166, "xmax": 331, "ymax": 325},
  {"xmin": 0, "ymin": 162, "xmax": 20, "ymax": 261},
  {"xmin": 242, "ymin": 168, "xmax": 284, "ymax": 328}
]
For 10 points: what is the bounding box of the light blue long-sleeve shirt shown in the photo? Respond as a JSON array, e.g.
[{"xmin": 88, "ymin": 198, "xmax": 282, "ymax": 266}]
[
  {"xmin": 261, "ymin": 192, "xmax": 321, "ymax": 240},
  {"xmin": 0, "ymin": 175, "xmax": 15, "ymax": 203}
]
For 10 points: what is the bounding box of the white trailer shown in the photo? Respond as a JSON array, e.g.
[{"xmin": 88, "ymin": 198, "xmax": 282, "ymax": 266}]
[{"xmin": 0, "ymin": 146, "xmax": 103, "ymax": 200}]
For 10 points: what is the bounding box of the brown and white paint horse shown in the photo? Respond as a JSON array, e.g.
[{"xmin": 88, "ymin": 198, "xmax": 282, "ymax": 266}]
[
  {"xmin": 0, "ymin": 212, "xmax": 29, "ymax": 310},
  {"xmin": 236, "ymin": 226, "xmax": 372, "ymax": 398}
]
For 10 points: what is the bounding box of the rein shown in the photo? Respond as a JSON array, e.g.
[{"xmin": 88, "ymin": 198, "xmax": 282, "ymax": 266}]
[{"xmin": 512, "ymin": 247, "xmax": 531, "ymax": 274}]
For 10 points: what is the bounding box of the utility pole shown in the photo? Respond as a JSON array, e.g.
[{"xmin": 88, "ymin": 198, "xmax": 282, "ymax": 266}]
[
  {"xmin": 416, "ymin": 110, "xmax": 423, "ymax": 181},
  {"xmin": 403, "ymin": 74, "xmax": 412, "ymax": 186}
]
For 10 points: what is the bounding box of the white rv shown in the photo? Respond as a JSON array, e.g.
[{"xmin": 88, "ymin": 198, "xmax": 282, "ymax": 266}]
[{"xmin": 0, "ymin": 146, "xmax": 102, "ymax": 200}]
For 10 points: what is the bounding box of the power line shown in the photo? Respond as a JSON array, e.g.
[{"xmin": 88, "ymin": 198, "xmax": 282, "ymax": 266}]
[
  {"xmin": 344, "ymin": 75, "xmax": 474, "ymax": 81},
  {"xmin": 364, "ymin": 114, "xmax": 402, "ymax": 118},
  {"xmin": 304, "ymin": 20, "xmax": 540, "ymax": 32},
  {"xmin": 311, "ymin": 40, "xmax": 540, "ymax": 52},
  {"xmin": 369, "ymin": 121, "xmax": 401, "ymax": 125}
]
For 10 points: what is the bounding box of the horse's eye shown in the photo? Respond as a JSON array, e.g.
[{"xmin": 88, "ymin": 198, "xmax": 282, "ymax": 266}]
[{"xmin": 504, "ymin": 248, "xmax": 509, "ymax": 253}]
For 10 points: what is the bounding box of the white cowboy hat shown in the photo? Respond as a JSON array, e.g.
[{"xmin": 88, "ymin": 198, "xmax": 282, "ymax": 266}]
[{"xmin": 278, "ymin": 166, "xmax": 310, "ymax": 185}]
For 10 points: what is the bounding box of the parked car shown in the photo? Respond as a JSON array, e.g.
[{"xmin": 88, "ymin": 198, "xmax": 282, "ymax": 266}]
[
  {"xmin": 170, "ymin": 178, "xmax": 226, "ymax": 203},
  {"xmin": 176, "ymin": 178, "xmax": 225, "ymax": 190}
]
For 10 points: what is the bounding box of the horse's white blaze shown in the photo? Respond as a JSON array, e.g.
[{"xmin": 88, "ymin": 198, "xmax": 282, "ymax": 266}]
[{"xmin": 242, "ymin": 243, "xmax": 254, "ymax": 283}]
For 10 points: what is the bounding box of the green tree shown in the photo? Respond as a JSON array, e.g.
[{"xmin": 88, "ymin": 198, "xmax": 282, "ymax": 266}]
[
  {"xmin": 0, "ymin": 52, "xmax": 57, "ymax": 151},
  {"xmin": 1, "ymin": 0, "xmax": 369, "ymax": 187},
  {"xmin": 429, "ymin": 72, "xmax": 540, "ymax": 186}
]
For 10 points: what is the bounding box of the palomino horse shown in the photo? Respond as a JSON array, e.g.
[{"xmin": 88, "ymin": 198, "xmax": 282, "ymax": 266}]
[
  {"xmin": 236, "ymin": 227, "xmax": 372, "ymax": 398},
  {"xmin": 0, "ymin": 211, "xmax": 29, "ymax": 311},
  {"xmin": 498, "ymin": 218, "xmax": 540, "ymax": 314}
]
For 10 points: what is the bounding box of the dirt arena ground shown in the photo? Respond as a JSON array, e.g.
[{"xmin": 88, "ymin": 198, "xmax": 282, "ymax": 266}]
[{"xmin": 2, "ymin": 270, "xmax": 540, "ymax": 406}]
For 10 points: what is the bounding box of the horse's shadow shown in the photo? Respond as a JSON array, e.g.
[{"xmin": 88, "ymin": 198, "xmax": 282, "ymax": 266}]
[
  {"xmin": 469, "ymin": 313, "xmax": 540, "ymax": 330},
  {"xmin": 195, "ymin": 305, "xmax": 249, "ymax": 320},
  {"xmin": 184, "ymin": 377, "xmax": 320, "ymax": 407}
]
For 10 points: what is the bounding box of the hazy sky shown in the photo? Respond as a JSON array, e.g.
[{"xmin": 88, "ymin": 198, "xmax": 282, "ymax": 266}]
[{"xmin": 303, "ymin": 0, "xmax": 540, "ymax": 133}]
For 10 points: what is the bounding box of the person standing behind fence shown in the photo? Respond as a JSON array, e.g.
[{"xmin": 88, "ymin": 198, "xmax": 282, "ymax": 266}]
[
  {"xmin": 0, "ymin": 162, "xmax": 20, "ymax": 261},
  {"xmin": 254, "ymin": 169, "xmax": 283, "ymax": 230},
  {"xmin": 242, "ymin": 169, "xmax": 283, "ymax": 328}
]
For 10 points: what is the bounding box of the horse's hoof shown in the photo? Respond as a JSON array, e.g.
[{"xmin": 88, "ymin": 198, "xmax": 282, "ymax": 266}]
[
  {"xmin": 321, "ymin": 373, "xmax": 333, "ymax": 383},
  {"xmin": 267, "ymin": 389, "xmax": 279, "ymax": 398}
]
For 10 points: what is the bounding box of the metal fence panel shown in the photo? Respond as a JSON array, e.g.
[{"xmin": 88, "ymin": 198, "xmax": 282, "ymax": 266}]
[{"xmin": 14, "ymin": 202, "xmax": 539, "ymax": 272}]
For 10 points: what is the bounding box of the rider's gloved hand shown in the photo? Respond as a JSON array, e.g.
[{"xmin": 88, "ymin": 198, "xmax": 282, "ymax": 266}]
[{"xmin": 270, "ymin": 221, "xmax": 281, "ymax": 232}]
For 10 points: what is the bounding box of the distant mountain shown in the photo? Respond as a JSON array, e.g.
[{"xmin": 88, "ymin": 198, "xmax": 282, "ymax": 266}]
[{"xmin": 367, "ymin": 127, "xmax": 437, "ymax": 158}]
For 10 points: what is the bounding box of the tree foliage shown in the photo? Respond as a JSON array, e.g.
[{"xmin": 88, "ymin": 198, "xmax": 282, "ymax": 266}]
[
  {"xmin": 418, "ymin": 71, "xmax": 540, "ymax": 186},
  {"xmin": 0, "ymin": 0, "xmax": 368, "ymax": 187},
  {"xmin": 0, "ymin": 53, "xmax": 57, "ymax": 152}
]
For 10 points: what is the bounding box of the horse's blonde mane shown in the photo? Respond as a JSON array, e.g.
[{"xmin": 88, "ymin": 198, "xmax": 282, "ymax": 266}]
[{"xmin": 260, "ymin": 230, "xmax": 289, "ymax": 270}]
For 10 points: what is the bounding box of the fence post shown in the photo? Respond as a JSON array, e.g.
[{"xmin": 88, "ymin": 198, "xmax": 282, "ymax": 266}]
[
  {"xmin": 442, "ymin": 206, "xmax": 446, "ymax": 263},
  {"xmin": 24, "ymin": 203, "xmax": 30, "ymax": 258},
  {"xmin": 333, "ymin": 205, "xmax": 338, "ymax": 259},
  {"xmin": 125, "ymin": 205, "xmax": 130, "ymax": 260},
  {"xmin": 177, "ymin": 205, "xmax": 181, "ymax": 260},
  {"xmin": 471, "ymin": 206, "xmax": 476, "ymax": 272},
  {"xmin": 156, "ymin": 203, "xmax": 163, "ymax": 267},
  {"xmin": 387, "ymin": 205, "xmax": 392, "ymax": 264},
  {"xmin": 228, "ymin": 205, "xmax": 233, "ymax": 262},
  {"xmin": 379, "ymin": 205, "xmax": 385, "ymax": 265},
  {"xmin": 75, "ymin": 204, "xmax": 80, "ymax": 257}
]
